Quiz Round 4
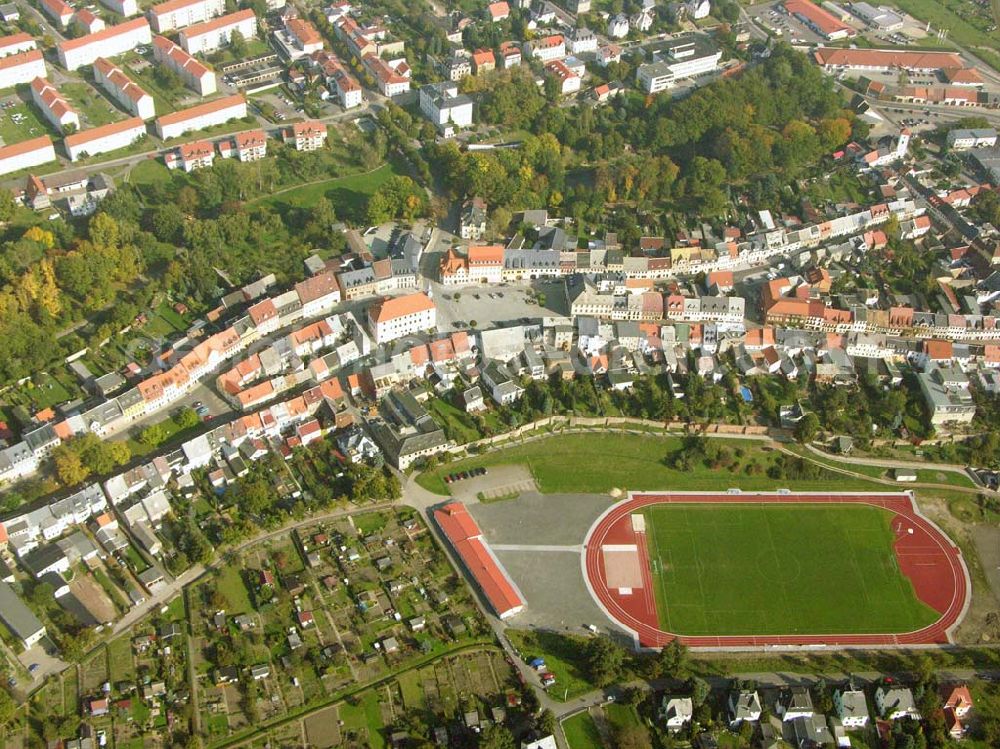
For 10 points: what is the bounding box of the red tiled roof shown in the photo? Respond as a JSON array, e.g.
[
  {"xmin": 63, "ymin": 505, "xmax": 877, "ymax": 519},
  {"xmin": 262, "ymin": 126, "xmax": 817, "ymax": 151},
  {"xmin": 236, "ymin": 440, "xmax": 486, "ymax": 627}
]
[
  {"xmin": 783, "ymin": 0, "xmax": 852, "ymax": 37},
  {"xmin": 813, "ymin": 47, "xmax": 963, "ymax": 70},
  {"xmin": 287, "ymin": 17, "xmax": 322, "ymax": 46},
  {"xmin": 59, "ymin": 17, "xmax": 149, "ymax": 52},
  {"xmin": 434, "ymin": 502, "xmax": 524, "ymax": 618},
  {"xmin": 0, "ymin": 48, "xmax": 44, "ymax": 73},
  {"xmin": 0, "ymin": 32, "xmax": 36, "ymax": 51},
  {"xmin": 64, "ymin": 117, "xmax": 145, "ymax": 148},
  {"xmin": 156, "ymin": 94, "xmax": 245, "ymax": 127},
  {"xmin": 182, "ymin": 8, "xmax": 255, "ymax": 38},
  {"xmin": 150, "ymin": 0, "xmax": 208, "ymax": 15},
  {"xmin": 369, "ymin": 292, "xmax": 434, "ymax": 323}
]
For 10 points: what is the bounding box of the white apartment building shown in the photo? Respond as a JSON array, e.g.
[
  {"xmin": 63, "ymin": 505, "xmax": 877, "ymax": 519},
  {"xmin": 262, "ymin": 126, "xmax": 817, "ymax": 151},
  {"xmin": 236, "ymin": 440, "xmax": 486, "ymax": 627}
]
[
  {"xmin": 30, "ymin": 77, "xmax": 80, "ymax": 132},
  {"xmin": 152, "ymin": 35, "xmax": 217, "ymax": 96},
  {"xmin": 64, "ymin": 117, "xmax": 147, "ymax": 161},
  {"xmin": 167, "ymin": 139, "xmax": 214, "ymax": 171},
  {"xmin": 525, "ymin": 34, "xmax": 565, "ymax": 62},
  {"xmin": 331, "ymin": 67, "xmax": 362, "ymax": 108},
  {"xmin": 148, "ymin": 0, "xmax": 225, "ymax": 33},
  {"xmin": 0, "ymin": 49, "xmax": 47, "ymax": 87},
  {"xmin": 283, "ymin": 120, "xmax": 327, "ymax": 151},
  {"xmin": 365, "ymin": 54, "xmax": 410, "ymax": 97},
  {"xmin": 154, "ymin": 93, "xmax": 246, "ymax": 139},
  {"xmin": 568, "ymin": 27, "xmax": 597, "ymax": 54},
  {"xmin": 93, "ymin": 57, "xmax": 156, "ymax": 120},
  {"xmin": 100, "ymin": 0, "xmax": 139, "ymax": 16},
  {"xmin": 0, "ymin": 32, "xmax": 36, "ymax": 57},
  {"xmin": 58, "ymin": 17, "xmax": 152, "ymax": 70},
  {"xmin": 219, "ymin": 129, "xmax": 267, "ymax": 161},
  {"xmin": 419, "ymin": 81, "xmax": 473, "ymax": 137},
  {"xmin": 40, "ymin": 0, "xmax": 74, "ymax": 28},
  {"xmin": 368, "ymin": 292, "xmax": 437, "ymax": 344},
  {"xmin": 179, "ymin": 9, "xmax": 257, "ymax": 55},
  {"xmin": 637, "ymin": 34, "xmax": 721, "ymax": 94},
  {"xmin": 544, "ymin": 60, "xmax": 581, "ymax": 95},
  {"xmin": 0, "ymin": 136, "xmax": 56, "ymax": 177}
]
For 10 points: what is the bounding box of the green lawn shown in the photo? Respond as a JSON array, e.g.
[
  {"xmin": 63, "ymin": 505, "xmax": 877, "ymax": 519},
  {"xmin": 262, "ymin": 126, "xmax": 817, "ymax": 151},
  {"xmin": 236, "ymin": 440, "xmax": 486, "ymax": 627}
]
[
  {"xmin": 253, "ymin": 161, "xmax": 401, "ymax": 223},
  {"xmin": 563, "ymin": 711, "xmax": 604, "ymax": 749},
  {"xmin": 0, "ymin": 91, "xmax": 57, "ymax": 146},
  {"xmin": 61, "ymin": 82, "xmax": 123, "ymax": 128},
  {"xmin": 128, "ymin": 159, "xmax": 174, "ymax": 189},
  {"xmin": 604, "ymin": 703, "xmax": 643, "ymax": 733},
  {"xmin": 506, "ymin": 630, "xmax": 595, "ymax": 701},
  {"xmin": 215, "ymin": 564, "xmax": 253, "ymax": 614},
  {"xmin": 643, "ymin": 503, "xmax": 939, "ymax": 636},
  {"xmin": 427, "ymin": 396, "xmax": 482, "ymax": 444},
  {"xmin": 339, "ymin": 690, "xmax": 386, "ymax": 749},
  {"xmin": 416, "ymin": 433, "xmax": 886, "ymax": 496},
  {"xmin": 891, "ymin": 0, "xmax": 1000, "ymax": 62},
  {"xmin": 789, "ymin": 445, "xmax": 977, "ymax": 490}
]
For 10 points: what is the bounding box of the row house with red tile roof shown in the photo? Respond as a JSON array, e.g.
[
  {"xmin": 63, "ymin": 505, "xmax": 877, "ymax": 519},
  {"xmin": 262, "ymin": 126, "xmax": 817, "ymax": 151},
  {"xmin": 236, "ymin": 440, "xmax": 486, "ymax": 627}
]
[
  {"xmin": 148, "ymin": 0, "xmax": 225, "ymax": 33},
  {"xmin": 283, "ymin": 120, "xmax": 327, "ymax": 151},
  {"xmin": 217, "ymin": 129, "xmax": 267, "ymax": 161},
  {"xmin": 154, "ymin": 93, "xmax": 246, "ymax": 140},
  {"xmin": 364, "ymin": 54, "xmax": 411, "ymax": 97},
  {"xmin": 164, "ymin": 139, "xmax": 215, "ymax": 171},
  {"xmin": 64, "ymin": 117, "xmax": 147, "ymax": 162},
  {"xmin": 58, "ymin": 17, "xmax": 152, "ymax": 70},
  {"xmin": 0, "ymin": 136, "xmax": 56, "ymax": 177},
  {"xmin": 30, "ymin": 78, "xmax": 79, "ymax": 133},
  {"xmin": 0, "ymin": 49, "xmax": 47, "ymax": 88},
  {"xmin": 0, "ymin": 32, "xmax": 36, "ymax": 57},
  {"xmin": 179, "ymin": 8, "xmax": 257, "ymax": 55},
  {"xmin": 152, "ymin": 36, "xmax": 217, "ymax": 96},
  {"xmin": 93, "ymin": 57, "xmax": 156, "ymax": 120},
  {"xmin": 39, "ymin": 0, "xmax": 74, "ymax": 28}
]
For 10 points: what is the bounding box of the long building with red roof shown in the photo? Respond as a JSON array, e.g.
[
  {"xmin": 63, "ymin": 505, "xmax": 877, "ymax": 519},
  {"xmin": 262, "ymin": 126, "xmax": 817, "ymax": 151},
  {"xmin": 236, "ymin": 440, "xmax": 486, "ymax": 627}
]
[
  {"xmin": 434, "ymin": 502, "xmax": 525, "ymax": 619},
  {"xmin": 57, "ymin": 17, "xmax": 151, "ymax": 70},
  {"xmin": 813, "ymin": 46, "xmax": 965, "ymax": 73}
]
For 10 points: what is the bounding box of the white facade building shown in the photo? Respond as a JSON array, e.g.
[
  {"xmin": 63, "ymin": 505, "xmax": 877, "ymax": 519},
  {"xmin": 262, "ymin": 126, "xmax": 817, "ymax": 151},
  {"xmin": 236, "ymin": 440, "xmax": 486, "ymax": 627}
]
[
  {"xmin": 947, "ymin": 128, "xmax": 998, "ymax": 150},
  {"xmin": 57, "ymin": 17, "xmax": 152, "ymax": 70},
  {"xmin": 525, "ymin": 34, "xmax": 565, "ymax": 61},
  {"xmin": 148, "ymin": 0, "xmax": 225, "ymax": 33},
  {"xmin": 368, "ymin": 292, "xmax": 437, "ymax": 344},
  {"xmin": 154, "ymin": 94, "xmax": 246, "ymax": 140},
  {"xmin": 100, "ymin": 0, "xmax": 139, "ymax": 16},
  {"xmin": 419, "ymin": 82, "xmax": 473, "ymax": 137},
  {"xmin": 94, "ymin": 57, "xmax": 156, "ymax": 120},
  {"xmin": 64, "ymin": 117, "xmax": 147, "ymax": 161},
  {"xmin": 0, "ymin": 136, "xmax": 56, "ymax": 177},
  {"xmin": 0, "ymin": 48, "xmax": 47, "ymax": 87},
  {"xmin": 152, "ymin": 35, "xmax": 217, "ymax": 96},
  {"xmin": 179, "ymin": 9, "xmax": 257, "ymax": 54},
  {"xmin": 30, "ymin": 77, "xmax": 80, "ymax": 132},
  {"xmin": 637, "ymin": 34, "xmax": 721, "ymax": 94},
  {"xmin": 0, "ymin": 32, "xmax": 36, "ymax": 58}
]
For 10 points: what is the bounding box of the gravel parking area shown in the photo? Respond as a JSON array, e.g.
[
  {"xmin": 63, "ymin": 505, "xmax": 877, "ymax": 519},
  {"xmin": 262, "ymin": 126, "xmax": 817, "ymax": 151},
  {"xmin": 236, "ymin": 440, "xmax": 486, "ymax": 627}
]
[
  {"xmin": 429, "ymin": 278, "xmax": 569, "ymax": 332},
  {"xmin": 448, "ymin": 465, "xmax": 535, "ymax": 502},
  {"xmin": 469, "ymin": 493, "xmax": 627, "ymax": 634}
]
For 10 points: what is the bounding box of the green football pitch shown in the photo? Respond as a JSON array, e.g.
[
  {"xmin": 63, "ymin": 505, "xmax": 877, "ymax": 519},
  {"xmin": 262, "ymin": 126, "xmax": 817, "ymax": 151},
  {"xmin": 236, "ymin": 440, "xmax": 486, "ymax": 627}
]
[{"xmin": 643, "ymin": 503, "xmax": 940, "ymax": 636}]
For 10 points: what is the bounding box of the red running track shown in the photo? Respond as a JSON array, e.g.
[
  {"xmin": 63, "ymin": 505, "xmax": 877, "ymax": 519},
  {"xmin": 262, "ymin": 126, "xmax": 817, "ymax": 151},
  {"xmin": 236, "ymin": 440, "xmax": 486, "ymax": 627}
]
[{"xmin": 583, "ymin": 492, "xmax": 969, "ymax": 648}]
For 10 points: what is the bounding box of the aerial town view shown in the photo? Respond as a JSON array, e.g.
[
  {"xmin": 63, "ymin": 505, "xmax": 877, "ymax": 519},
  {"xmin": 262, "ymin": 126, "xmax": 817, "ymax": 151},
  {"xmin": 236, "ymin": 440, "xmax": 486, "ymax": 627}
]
[{"xmin": 3, "ymin": 0, "xmax": 1000, "ymax": 746}]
